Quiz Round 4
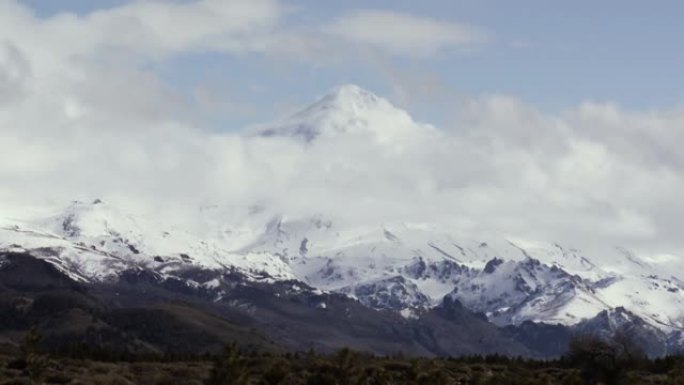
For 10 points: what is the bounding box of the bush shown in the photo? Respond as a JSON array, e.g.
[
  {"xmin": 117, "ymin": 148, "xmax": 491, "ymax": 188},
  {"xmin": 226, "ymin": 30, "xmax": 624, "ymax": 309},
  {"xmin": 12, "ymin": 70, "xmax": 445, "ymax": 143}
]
[
  {"xmin": 205, "ymin": 344, "xmax": 250, "ymax": 385},
  {"xmin": 565, "ymin": 331, "xmax": 646, "ymax": 385}
]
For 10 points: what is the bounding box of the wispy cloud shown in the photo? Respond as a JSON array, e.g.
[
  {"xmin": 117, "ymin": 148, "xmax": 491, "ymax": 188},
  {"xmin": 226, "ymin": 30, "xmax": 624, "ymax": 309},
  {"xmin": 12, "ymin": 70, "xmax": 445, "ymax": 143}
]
[{"xmin": 325, "ymin": 10, "xmax": 489, "ymax": 57}]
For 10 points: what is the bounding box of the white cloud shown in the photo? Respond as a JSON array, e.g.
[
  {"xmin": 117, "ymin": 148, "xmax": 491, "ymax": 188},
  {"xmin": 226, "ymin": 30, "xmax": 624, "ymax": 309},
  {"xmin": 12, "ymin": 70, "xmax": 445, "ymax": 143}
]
[
  {"xmin": 0, "ymin": 0, "xmax": 287, "ymax": 84},
  {"xmin": 0, "ymin": 42, "xmax": 30, "ymax": 104},
  {"xmin": 1, "ymin": 0, "xmax": 684, "ymax": 260},
  {"xmin": 325, "ymin": 10, "xmax": 488, "ymax": 57}
]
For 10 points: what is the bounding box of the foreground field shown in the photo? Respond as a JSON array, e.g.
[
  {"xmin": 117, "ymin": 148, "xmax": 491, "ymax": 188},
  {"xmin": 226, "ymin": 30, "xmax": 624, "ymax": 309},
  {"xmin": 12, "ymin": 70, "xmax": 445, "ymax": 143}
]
[
  {"xmin": 2, "ymin": 345, "xmax": 684, "ymax": 385},
  {"xmin": 0, "ymin": 354, "xmax": 209, "ymax": 385}
]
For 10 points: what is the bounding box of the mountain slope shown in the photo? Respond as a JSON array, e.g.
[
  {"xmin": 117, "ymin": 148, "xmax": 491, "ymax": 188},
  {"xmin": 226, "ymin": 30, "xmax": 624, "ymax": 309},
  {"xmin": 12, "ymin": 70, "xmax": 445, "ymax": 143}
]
[{"xmin": 0, "ymin": 251, "xmax": 533, "ymax": 357}]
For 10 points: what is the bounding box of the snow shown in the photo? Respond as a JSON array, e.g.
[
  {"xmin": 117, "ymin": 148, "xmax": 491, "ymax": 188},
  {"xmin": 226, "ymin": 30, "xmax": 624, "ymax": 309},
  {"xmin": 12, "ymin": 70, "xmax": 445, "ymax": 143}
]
[
  {"xmin": 253, "ymin": 84, "xmax": 436, "ymax": 143},
  {"xmin": 202, "ymin": 278, "xmax": 221, "ymax": 289},
  {"xmin": 400, "ymin": 308, "xmax": 418, "ymax": 320},
  {"xmin": 5, "ymin": 200, "xmax": 684, "ymax": 333}
]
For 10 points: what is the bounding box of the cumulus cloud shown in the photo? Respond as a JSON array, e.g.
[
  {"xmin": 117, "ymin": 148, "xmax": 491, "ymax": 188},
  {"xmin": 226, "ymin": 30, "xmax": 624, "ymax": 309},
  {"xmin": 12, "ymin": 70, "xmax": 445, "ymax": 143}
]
[{"xmin": 325, "ymin": 10, "xmax": 488, "ymax": 57}]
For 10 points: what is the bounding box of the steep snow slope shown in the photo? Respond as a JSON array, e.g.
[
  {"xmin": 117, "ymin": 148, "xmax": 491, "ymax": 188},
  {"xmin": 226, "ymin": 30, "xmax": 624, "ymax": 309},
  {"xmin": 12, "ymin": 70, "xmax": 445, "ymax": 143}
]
[
  {"xmin": 0, "ymin": 200, "xmax": 295, "ymax": 282},
  {"xmin": 447, "ymin": 257, "xmax": 608, "ymax": 326}
]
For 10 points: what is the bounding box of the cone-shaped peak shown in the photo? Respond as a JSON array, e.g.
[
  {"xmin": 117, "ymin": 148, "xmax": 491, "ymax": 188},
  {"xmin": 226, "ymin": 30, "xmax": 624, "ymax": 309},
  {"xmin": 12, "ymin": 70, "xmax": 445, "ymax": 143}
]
[
  {"xmin": 314, "ymin": 84, "xmax": 382, "ymax": 111},
  {"xmin": 255, "ymin": 84, "xmax": 432, "ymax": 142},
  {"xmin": 291, "ymin": 84, "xmax": 389, "ymax": 120}
]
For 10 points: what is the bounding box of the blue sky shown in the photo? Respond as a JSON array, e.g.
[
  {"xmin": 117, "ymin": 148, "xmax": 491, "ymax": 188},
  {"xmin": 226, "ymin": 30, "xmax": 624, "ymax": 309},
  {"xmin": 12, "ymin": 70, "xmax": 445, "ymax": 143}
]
[{"xmin": 17, "ymin": 0, "xmax": 684, "ymax": 129}]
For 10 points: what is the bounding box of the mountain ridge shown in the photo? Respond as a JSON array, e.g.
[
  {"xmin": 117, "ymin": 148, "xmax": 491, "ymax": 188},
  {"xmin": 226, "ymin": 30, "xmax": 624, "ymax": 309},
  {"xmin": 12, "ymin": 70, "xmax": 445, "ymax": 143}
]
[{"xmin": 3, "ymin": 198, "xmax": 684, "ymax": 336}]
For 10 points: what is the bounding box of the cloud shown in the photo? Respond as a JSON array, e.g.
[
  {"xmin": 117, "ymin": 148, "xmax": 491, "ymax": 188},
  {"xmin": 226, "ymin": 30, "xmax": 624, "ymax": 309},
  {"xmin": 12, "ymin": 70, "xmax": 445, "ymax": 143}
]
[
  {"xmin": 0, "ymin": 42, "xmax": 31, "ymax": 104},
  {"xmin": 2, "ymin": 0, "xmax": 684, "ymax": 261},
  {"xmin": 0, "ymin": 0, "xmax": 288, "ymax": 84},
  {"xmin": 0, "ymin": 0, "xmax": 295, "ymax": 133},
  {"xmin": 325, "ymin": 10, "xmax": 488, "ymax": 57}
]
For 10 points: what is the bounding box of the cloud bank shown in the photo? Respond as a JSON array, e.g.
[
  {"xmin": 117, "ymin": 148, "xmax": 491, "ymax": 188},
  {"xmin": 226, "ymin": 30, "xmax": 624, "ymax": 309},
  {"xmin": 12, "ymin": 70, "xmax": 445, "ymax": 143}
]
[{"xmin": 1, "ymin": 0, "xmax": 683, "ymax": 259}]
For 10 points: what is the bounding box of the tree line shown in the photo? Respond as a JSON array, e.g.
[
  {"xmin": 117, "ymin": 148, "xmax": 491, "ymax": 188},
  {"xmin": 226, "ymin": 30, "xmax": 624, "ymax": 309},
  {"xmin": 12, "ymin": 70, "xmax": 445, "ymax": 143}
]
[{"xmin": 5, "ymin": 329, "xmax": 684, "ymax": 384}]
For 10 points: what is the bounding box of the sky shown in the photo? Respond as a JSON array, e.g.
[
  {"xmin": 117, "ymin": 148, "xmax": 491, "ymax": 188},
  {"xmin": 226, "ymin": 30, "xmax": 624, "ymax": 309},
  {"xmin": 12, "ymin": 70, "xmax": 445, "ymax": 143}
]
[
  {"xmin": 14, "ymin": 0, "xmax": 684, "ymax": 125},
  {"xmin": 1, "ymin": 0, "xmax": 684, "ymax": 257}
]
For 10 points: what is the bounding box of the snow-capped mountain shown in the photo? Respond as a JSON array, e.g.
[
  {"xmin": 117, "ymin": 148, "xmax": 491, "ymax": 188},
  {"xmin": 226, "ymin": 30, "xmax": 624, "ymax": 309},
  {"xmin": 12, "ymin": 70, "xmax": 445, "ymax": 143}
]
[
  {"xmin": 5, "ymin": 197, "xmax": 684, "ymax": 339},
  {"xmin": 447, "ymin": 256, "xmax": 607, "ymax": 326},
  {"xmin": 254, "ymin": 84, "xmax": 435, "ymax": 143},
  {"xmin": 0, "ymin": 200, "xmax": 295, "ymax": 282},
  {"xmin": 3, "ymin": 85, "xmax": 684, "ymax": 354}
]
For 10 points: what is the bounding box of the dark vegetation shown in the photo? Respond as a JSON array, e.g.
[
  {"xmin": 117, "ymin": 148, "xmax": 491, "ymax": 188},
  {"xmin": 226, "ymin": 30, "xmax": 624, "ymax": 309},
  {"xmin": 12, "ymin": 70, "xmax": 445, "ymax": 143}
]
[{"xmin": 2, "ymin": 331, "xmax": 684, "ymax": 384}]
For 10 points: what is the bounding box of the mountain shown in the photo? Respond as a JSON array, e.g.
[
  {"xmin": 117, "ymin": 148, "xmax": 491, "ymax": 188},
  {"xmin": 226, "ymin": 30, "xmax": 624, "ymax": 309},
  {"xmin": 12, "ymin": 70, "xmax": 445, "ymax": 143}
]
[
  {"xmin": 574, "ymin": 307, "xmax": 669, "ymax": 357},
  {"xmin": 2, "ymin": 85, "xmax": 684, "ymax": 357},
  {"xmin": 253, "ymin": 84, "xmax": 435, "ymax": 142},
  {"xmin": 0, "ymin": 250, "xmax": 532, "ymax": 357}
]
